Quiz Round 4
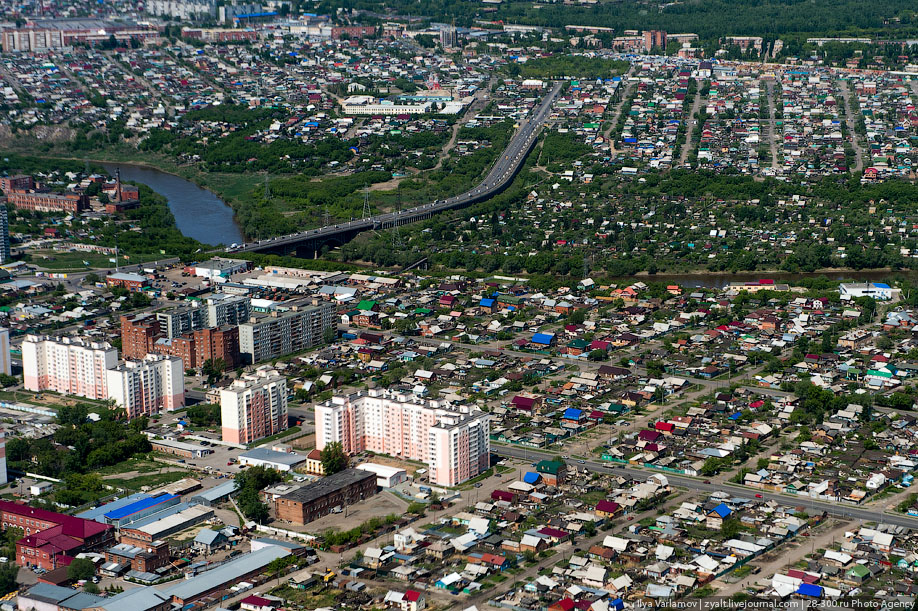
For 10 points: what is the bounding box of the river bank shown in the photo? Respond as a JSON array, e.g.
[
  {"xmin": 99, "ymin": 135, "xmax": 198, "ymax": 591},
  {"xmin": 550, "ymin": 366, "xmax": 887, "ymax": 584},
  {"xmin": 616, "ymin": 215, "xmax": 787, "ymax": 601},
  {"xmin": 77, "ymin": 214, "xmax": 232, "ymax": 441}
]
[
  {"xmin": 0, "ymin": 148, "xmax": 246, "ymax": 245},
  {"xmin": 101, "ymin": 162, "xmax": 243, "ymax": 246}
]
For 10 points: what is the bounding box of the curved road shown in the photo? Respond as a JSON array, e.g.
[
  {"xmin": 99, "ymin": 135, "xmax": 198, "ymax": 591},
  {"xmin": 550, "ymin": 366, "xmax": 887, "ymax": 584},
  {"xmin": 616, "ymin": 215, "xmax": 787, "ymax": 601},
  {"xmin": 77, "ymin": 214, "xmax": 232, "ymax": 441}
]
[{"xmin": 231, "ymin": 81, "xmax": 564, "ymax": 254}]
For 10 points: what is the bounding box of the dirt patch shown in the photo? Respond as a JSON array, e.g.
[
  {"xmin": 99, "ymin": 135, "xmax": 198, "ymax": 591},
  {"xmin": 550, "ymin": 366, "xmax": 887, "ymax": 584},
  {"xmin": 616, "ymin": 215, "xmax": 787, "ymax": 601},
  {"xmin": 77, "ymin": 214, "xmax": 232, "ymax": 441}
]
[
  {"xmin": 362, "ymin": 454, "xmax": 422, "ymax": 477},
  {"xmin": 290, "ymin": 434, "xmax": 316, "ymax": 450}
]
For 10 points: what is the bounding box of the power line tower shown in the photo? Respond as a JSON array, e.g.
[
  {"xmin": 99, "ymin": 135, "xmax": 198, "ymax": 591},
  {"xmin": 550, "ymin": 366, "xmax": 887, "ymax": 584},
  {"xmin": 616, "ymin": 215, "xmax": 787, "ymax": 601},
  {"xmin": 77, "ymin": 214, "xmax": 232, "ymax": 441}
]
[
  {"xmin": 392, "ymin": 188, "xmax": 403, "ymax": 248},
  {"xmin": 362, "ymin": 184, "xmax": 371, "ymax": 219},
  {"xmin": 323, "ymin": 205, "xmax": 331, "ymax": 228},
  {"xmin": 264, "ymin": 175, "xmax": 271, "ymax": 200}
]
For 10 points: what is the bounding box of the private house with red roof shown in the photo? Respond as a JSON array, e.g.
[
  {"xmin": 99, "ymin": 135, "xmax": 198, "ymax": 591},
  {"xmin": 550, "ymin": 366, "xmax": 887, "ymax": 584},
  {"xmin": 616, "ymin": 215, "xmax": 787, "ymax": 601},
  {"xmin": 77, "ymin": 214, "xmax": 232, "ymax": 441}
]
[
  {"xmin": 469, "ymin": 552, "xmax": 510, "ymax": 571},
  {"xmin": 511, "ymin": 395, "xmax": 541, "ymax": 413},
  {"xmin": 549, "ymin": 597, "xmax": 575, "ymax": 611},
  {"xmin": 0, "ymin": 500, "xmax": 114, "ymax": 570},
  {"xmin": 537, "ymin": 527, "xmax": 570, "ymax": 544},
  {"xmin": 401, "ymin": 589, "xmax": 426, "ymax": 611},
  {"xmin": 491, "ymin": 490, "xmax": 517, "ymax": 503},
  {"xmin": 595, "ymin": 500, "xmax": 621, "ymax": 518},
  {"xmin": 654, "ymin": 421, "xmax": 675, "ymax": 434},
  {"xmin": 241, "ymin": 595, "xmax": 277, "ymax": 611}
]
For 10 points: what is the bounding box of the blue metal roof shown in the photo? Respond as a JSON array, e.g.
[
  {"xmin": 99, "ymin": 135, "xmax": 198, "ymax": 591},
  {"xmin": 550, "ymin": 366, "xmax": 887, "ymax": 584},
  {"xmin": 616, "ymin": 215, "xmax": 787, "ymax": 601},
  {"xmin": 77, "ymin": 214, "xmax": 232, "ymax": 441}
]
[
  {"xmin": 77, "ymin": 493, "xmax": 150, "ymax": 523},
  {"xmin": 532, "ymin": 332, "xmax": 554, "ymax": 344},
  {"xmin": 797, "ymin": 583, "xmax": 823, "ymax": 598},
  {"xmin": 105, "ymin": 494, "xmax": 178, "ymax": 520},
  {"xmin": 523, "ymin": 472, "xmax": 540, "ymax": 484},
  {"xmin": 711, "ymin": 503, "xmax": 732, "ymax": 518},
  {"xmin": 480, "ymin": 298, "xmax": 495, "ymax": 307},
  {"xmin": 563, "ymin": 408, "xmax": 583, "ymax": 420}
]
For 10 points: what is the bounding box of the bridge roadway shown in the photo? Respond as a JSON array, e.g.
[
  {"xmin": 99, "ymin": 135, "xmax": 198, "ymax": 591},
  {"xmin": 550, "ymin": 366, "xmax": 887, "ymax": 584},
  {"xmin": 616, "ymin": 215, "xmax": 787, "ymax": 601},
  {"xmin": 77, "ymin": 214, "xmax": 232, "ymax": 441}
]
[
  {"xmin": 230, "ymin": 80, "xmax": 564, "ymax": 256},
  {"xmin": 495, "ymin": 444, "xmax": 918, "ymax": 529}
]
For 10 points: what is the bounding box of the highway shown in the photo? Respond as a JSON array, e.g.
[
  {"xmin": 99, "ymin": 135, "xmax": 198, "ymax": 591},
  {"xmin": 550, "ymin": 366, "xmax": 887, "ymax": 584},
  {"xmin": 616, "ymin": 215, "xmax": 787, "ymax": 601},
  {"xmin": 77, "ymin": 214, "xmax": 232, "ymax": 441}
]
[
  {"xmin": 493, "ymin": 445, "xmax": 918, "ymax": 529},
  {"xmin": 230, "ymin": 81, "xmax": 564, "ymax": 254}
]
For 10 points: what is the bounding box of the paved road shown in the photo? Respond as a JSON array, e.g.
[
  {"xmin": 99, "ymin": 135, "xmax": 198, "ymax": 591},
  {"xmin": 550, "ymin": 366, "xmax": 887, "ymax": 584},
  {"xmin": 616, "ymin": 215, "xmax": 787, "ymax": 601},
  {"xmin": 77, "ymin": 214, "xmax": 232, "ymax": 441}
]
[
  {"xmin": 493, "ymin": 444, "xmax": 918, "ymax": 529},
  {"xmin": 765, "ymin": 79, "xmax": 780, "ymax": 168},
  {"xmin": 679, "ymin": 79, "xmax": 705, "ymax": 166},
  {"xmin": 836, "ymin": 79, "xmax": 865, "ymax": 173},
  {"xmin": 232, "ymin": 81, "xmax": 564, "ymax": 254}
]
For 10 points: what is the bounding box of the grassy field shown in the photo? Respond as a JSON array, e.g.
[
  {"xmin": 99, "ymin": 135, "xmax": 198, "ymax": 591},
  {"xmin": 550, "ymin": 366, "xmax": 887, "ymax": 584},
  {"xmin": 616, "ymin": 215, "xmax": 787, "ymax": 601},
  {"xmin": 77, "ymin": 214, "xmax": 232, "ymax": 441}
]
[
  {"xmin": 105, "ymin": 470, "xmax": 190, "ymax": 491},
  {"xmin": 28, "ymin": 250, "xmax": 117, "ymax": 272}
]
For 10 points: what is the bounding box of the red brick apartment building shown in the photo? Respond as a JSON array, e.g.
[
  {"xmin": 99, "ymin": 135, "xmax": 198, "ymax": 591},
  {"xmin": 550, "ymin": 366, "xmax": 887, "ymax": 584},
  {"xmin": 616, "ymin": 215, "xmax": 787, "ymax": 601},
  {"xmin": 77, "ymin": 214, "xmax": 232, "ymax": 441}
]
[
  {"xmin": 0, "ymin": 500, "xmax": 114, "ymax": 570},
  {"xmin": 4, "ymin": 191, "xmax": 88, "ymax": 213},
  {"xmin": 121, "ymin": 314, "xmax": 239, "ymax": 369},
  {"xmin": 0, "ymin": 175, "xmax": 34, "ymax": 193},
  {"xmin": 331, "ymin": 25, "xmax": 375, "ymax": 39}
]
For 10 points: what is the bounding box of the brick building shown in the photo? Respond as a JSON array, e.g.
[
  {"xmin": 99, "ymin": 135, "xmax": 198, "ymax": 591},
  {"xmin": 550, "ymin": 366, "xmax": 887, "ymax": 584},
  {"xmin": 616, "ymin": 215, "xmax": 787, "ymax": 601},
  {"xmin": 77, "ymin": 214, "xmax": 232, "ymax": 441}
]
[
  {"xmin": 194, "ymin": 325, "xmax": 240, "ymax": 370},
  {"xmin": 154, "ymin": 335, "xmax": 197, "ymax": 369},
  {"xmin": 275, "ymin": 469, "xmax": 376, "ymax": 525},
  {"xmin": 4, "ymin": 191, "xmax": 88, "ymax": 213},
  {"xmin": 121, "ymin": 313, "xmax": 160, "ymax": 360},
  {"xmin": 104, "ymin": 540, "xmax": 170, "ymax": 573},
  {"xmin": 0, "ymin": 500, "xmax": 114, "ymax": 570},
  {"xmin": 331, "ymin": 25, "xmax": 375, "ymax": 39},
  {"xmin": 122, "ymin": 314, "xmax": 239, "ymax": 370},
  {"xmin": 106, "ymin": 272, "xmax": 150, "ymax": 292},
  {"xmin": 0, "ymin": 175, "xmax": 34, "ymax": 193}
]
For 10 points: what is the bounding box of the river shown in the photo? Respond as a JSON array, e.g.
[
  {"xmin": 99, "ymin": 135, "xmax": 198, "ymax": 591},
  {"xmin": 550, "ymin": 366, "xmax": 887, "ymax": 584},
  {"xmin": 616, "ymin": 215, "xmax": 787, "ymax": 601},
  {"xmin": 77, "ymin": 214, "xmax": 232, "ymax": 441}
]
[{"xmin": 101, "ymin": 163, "xmax": 243, "ymax": 247}]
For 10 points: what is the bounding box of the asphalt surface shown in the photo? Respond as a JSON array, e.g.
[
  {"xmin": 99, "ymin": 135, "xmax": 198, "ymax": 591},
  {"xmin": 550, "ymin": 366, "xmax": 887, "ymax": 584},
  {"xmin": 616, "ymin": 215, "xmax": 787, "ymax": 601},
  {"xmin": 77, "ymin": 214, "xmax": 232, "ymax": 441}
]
[
  {"xmin": 494, "ymin": 445, "xmax": 918, "ymax": 529},
  {"xmin": 232, "ymin": 81, "xmax": 564, "ymax": 254}
]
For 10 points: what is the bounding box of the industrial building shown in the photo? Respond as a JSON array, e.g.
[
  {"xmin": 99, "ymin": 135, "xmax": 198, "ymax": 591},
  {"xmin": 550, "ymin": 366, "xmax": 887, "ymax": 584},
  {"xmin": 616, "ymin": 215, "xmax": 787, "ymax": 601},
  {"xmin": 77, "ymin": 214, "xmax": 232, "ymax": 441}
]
[
  {"xmin": 238, "ymin": 447, "xmax": 306, "ymax": 472},
  {"xmin": 275, "ymin": 468, "xmax": 377, "ymax": 525},
  {"xmin": 356, "ymin": 463, "xmax": 408, "ymax": 488}
]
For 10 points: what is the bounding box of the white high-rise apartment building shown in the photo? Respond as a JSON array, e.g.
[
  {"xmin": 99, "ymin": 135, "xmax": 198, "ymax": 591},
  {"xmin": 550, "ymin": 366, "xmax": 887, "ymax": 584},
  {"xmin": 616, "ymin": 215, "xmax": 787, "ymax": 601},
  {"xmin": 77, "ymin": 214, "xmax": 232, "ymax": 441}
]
[
  {"xmin": 0, "ymin": 327, "xmax": 11, "ymax": 376},
  {"xmin": 106, "ymin": 354, "xmax": 185, "ymax": 418},
  {"xmin": 220, "ymin": 367, "xmax": 287, "ymax": 444},
  {"xmin": 315, "ymin": 389, "xmax": 490, "ymax": 486},
  {"xmin": 22, "ymin": 335, "xmax": 118, "ymax": 399}
]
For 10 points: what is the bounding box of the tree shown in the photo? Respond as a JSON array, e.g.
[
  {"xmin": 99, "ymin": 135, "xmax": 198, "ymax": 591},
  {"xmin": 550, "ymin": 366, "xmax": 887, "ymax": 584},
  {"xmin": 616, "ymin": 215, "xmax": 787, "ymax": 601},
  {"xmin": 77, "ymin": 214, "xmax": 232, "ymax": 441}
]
[
  {"xmin": 67, "ymin": 557, "xmax": 97, "ymax": 581},
  {"xmin": 201, "ymin": 358, "xmax": 226, "ymax": 385},
  {"xmin": 266, "ymin": 555, "xmax": 295, "ymax": 584},
  {"xmin": 320, "ymin": 441, "xmax": 348, "ymax": 475},
  {"xmin": 0, "ymin": 564, "xmax": 17, "ymax": 596}
]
